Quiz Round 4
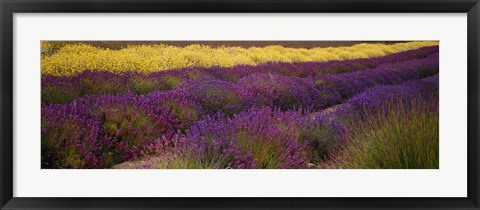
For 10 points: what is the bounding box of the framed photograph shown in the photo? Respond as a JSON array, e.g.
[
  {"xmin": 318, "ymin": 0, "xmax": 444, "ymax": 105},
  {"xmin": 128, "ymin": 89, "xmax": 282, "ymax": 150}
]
[{"xmin": 1, "ymin": 0, "xmax": 479, "ymax": 209}]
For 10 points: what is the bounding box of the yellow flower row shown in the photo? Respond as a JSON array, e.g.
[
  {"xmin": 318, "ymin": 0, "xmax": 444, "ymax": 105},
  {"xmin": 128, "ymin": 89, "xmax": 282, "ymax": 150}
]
[{"xmin": 41, "ymin": 41, "xmax": 438, "ymax": 76}]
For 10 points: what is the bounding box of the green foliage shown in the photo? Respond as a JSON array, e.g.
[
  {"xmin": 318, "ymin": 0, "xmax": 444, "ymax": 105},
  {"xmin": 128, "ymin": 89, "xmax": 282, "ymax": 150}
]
[
  {"xmin": 338, "ymin": 100, "xmax": 439, "ymax": 169},
  {"xmin": 300, "ymin": 126, "xmax": 336, "ymax": 162},
  {"xmin": 164, "ymin": 76, "xmax": 183, "ymax": 89},
  {"xmin": 131, "ymin": 77, "xmax": 157, "ymax": 95},
  {"xmin": 41, "ymin": 86, "xmax": 80, "ymax": 105}
]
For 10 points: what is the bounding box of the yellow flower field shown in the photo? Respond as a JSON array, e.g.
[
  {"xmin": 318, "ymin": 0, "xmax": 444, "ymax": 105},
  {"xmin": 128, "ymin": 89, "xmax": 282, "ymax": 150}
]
[{"xmin": 41, "ymin": 41, "xmax": 438, "ymax": 76}]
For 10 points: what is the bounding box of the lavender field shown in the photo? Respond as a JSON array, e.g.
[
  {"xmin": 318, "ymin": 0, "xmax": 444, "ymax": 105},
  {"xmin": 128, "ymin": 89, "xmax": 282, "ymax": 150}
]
[{"xmin": 41, "ymin": 41, "xmax": 439, "ymax": 169}]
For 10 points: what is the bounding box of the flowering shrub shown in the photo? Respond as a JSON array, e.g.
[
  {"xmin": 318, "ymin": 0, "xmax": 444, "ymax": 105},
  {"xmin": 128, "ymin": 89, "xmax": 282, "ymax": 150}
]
[
  {"xmin": 42, "ymin": 93, "xmax": 181, "ymax": 168},
  {"xmin": 143, "ymin": 90, "xmax": 202, "ymax": 131},
  {"xmin": 42, "ymin": 104, "xmax": 107, "ymax": 168},
  {"xmin": 186, "ymin": 108, "xmax": 310, "ymax": 168},
  {"xmin": 153, "ymin": 107, "xmax": 345, "ymax": 169},
  {"xmin": 78, "ymin": 94, "xmax": 178, "ymax": 162},
  {"xmin": 238, "ymin": 73, "xmax": 341, "ymax": 111},
  {"xmin": 334, "ymin": 98, "xmax": 439, "ymax": 169},
  {"xmin": 176, "ymin": 78, "xmax": 258, "ymax": 116},
  {"xmin": 345, "ymin": 74, "xmax": 439, "ymax": 113},
  {"xmin": 314, "ymin": 53, "xmax": 438, "ymax": 99}
]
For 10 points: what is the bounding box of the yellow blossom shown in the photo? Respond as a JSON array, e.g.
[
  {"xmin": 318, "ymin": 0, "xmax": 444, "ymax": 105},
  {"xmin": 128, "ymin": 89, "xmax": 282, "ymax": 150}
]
[{"xmin": 41, "ymin": 41, "xmax": 439, "ymax": 76}]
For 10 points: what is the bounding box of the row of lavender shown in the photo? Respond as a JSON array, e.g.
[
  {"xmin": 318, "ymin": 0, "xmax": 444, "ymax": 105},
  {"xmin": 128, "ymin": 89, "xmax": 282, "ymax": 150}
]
[
  {"xmin": 149, "ymin": 75, "xmax": 439, "ymax": 169},
  {"xmin": 42, "ymin": 51, "xmax": 439, "ymax": 168},
  {"xmin": 41, "ymin": 46, "xmax": 438, "ymax": 105}
]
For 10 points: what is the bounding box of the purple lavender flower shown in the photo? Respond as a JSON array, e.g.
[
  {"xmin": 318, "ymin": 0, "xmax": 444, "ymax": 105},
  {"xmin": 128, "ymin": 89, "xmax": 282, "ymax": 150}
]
[
  {"xmin": 238, "ymin": 73, "xmax": 342, "ymax": 111},
  {"xmin": 176, "ymin": 78, "xmax": 257, "ymax": 116},
  {"xmin": 314, "ymin": 53, "xmax": 438, "ymax": 99}
]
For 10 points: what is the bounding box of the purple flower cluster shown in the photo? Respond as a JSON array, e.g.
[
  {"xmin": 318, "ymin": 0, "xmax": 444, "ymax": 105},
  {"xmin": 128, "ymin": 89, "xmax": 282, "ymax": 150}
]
[
  {"xmin": 142, "ymin": 90, "xmax": 202, "ymax": 131},
  {"xmin": 42, "ymin": 103, "xmax": 107, "ymax": 168},
  {"xmin": 42, "ymin": 92, "xmax": 190, "ymax": 168},
  {"xmin": 173, "ymin": 107, "xmax": 344, "ymax": 169},
  {"xmin": 346, "ymin": 83, "xmax": 428, "ymax": 112},
  {"xmin": 331, "ymin": 74, "xmax": 440, "ymax": 117},
  {"xmin": 175, "ymin": 78, "xmax": 258, "ymax": 116},
  {"xmin": 314, "ymin": 53, "xmax": 438, "ymax": 99},
  {"xmin": 238, "ymin": 73, "xmax": 341, "ymax": 111}
]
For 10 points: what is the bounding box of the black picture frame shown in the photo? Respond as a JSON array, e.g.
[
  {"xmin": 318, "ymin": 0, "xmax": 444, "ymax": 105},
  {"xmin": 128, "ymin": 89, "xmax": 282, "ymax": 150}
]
[{"xmin": 1, "ymin": 0, "xmax": 479, "ymax": 209}]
